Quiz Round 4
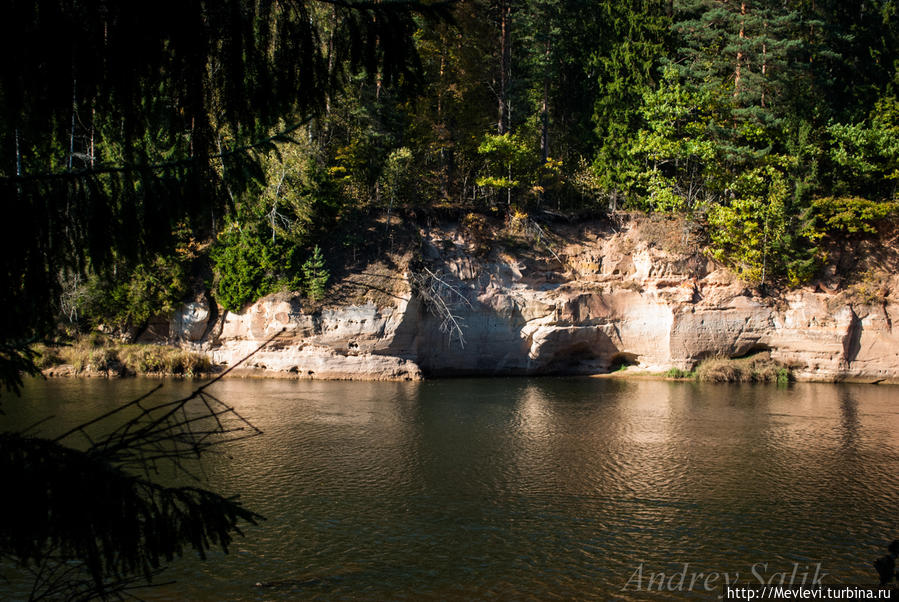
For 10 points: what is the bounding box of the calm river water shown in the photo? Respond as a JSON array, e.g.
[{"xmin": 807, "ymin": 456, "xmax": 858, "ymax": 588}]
[{"xmin": 5, "ymin": 377, "xmax": 899, "ymax": 600}]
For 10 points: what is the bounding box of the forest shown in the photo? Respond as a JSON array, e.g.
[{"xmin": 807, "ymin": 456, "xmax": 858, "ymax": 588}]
[{"xmin": 2, "ymin": 0, "xmax": 899, "ymax": 359}]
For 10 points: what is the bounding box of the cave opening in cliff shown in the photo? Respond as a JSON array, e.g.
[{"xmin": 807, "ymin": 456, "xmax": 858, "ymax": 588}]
[
  {"xmin": 609, "ymin": 352, "xmax": 639, "ymax": 372},
  {"xmin": 731, "ymin": 344, "xmax": 773, "ymax": 360},
  {"xmin": 544, "ymin": 342, "xmax": 600, "ymax": 374}
]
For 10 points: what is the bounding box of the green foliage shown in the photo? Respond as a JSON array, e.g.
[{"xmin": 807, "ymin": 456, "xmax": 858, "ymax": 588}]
[
  {"xmin": 827, "ymin": 97, "xmax": 899, "ymax": 199},
  {"xmin": 476, "ymin": 132, "xmax": 538, "ymax": 205},
  {"xmin": 211, "ymin": 224, "xmax": 299, "ymax": 313},
  {"xmin": 670, "ymin": 0, "xmax": 809, "ymax": 131},
  {"xmin": 613, "ymin": 0, "xmax": 899, "ymax": 287},
  {"xmin": 624, "ymin": 67, "xmax": 721, "ymax": 211},
  {"xmin": 706, "ymin": 166, "xmax": 793, "ymax": 284},
  {"xmin": 77, "ymin": 254, "xmax": 190, "ymax": 334},
  {"xmin": 477, "ymin": 133, "xmax": 534, "ymax": 180},
  {"xmin": 664, "ymin": 367, "xmax": 695, "ymax": 379},
  {"xmin": 777, "ymin": 367, "xmax": 790, "ymax": 387},
  {"xmin": 807, "ymin": 197, "xmax": 898, "ymax": 235},
  {"xmin": 302, "ymin": 246, "xmax": 330, "ymax": 301},
  {"xmin": 829, "ymin": 118, "xmax": 899, "ymax": 177},
  {"xmin": 381, "ymin": 147, "xmax": 417, "ymax": 204},
  {"xmin": 255, "ymin": 135, "xmax": 348, "ymax": 247},
  {"xmin": 590, "ymin": 1, "xmax": 672, "ymax": 199}
]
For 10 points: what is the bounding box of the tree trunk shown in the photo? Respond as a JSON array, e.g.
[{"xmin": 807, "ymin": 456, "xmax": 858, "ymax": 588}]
[
  {"xmin": 498, "ymin": 0, "xmax": 511, "ymax": 134},
  {"xmin": 438, "ymin": 40, "xmax": 449, "ymax": 200},
  {"xmin": 761, "ymin": 39, "xmax": 767, "ymax": 107},
  {"xmin": 15, "ymin": 128, "xmax": 21, "ymax": 176},
  {"xmin": 540, "ymin": 36, "xmax": 550, "ymax": 164},
  {"xmin": 68, "ymin": 79, "xmax": 76, "ymax": 171},
  {"xmin": 89, "ymin": 107, "xmax": 96, "ymax": 168},
  {"xmin": 734, "ymin": 1, "xmax": 746, "ymax": 98}
]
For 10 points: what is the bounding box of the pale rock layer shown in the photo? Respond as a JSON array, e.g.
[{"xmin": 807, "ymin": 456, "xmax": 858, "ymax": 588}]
[{"xmin": 168, "ymin": 223, "xmax": 899, "ymax": 383}]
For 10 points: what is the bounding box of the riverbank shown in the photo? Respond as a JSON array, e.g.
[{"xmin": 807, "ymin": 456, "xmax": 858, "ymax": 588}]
[
  {"xmin": 35, "ymin": 337, "xmax": 212, "ymax": 378},
  {"xmin": 55, "ymin": 213, "xmax": 899, "ymax": 384},
  {"xmin": 39, "ymin": 346, "xmax": 899, "ymax": 386},
  {"xmin": 600, "ymin": 357, "xmax": 895, "ymax": 385}
]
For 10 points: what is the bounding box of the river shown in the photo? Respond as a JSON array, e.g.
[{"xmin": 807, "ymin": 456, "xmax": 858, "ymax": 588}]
[{"xmin": 4, "ymin": 377, "xmax": 899, "ymax": 600}]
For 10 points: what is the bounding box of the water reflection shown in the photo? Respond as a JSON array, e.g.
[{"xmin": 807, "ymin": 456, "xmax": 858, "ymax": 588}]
[
  {"xmin": 5, "ymin": 377, "xmax": 899, "ymax": 599},
  {"xmin": 839, "ymin": 389, "xmax": 860, "ymax": 452}
]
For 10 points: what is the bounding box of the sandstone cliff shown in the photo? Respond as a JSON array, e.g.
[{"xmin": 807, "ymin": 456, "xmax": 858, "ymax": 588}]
[{"xmin": 161, "ymin": 216, "xmax": 899, "ymax": 383}]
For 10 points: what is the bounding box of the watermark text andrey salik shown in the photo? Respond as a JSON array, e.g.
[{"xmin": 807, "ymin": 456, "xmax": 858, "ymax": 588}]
[{"xmin": 622, "ymin": 562, "xmax": 829, "ymax": 595}]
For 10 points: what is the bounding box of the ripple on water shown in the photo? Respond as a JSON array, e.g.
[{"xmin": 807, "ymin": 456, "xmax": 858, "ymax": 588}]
[{"xmin": 6, "ymin": 378, "xmax": 899, "ymax": 600}]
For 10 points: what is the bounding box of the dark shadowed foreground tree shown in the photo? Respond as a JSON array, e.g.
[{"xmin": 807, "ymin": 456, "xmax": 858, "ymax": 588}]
[
  {"xmin": 0, "ymin": 1, "xmax": 448, "ymax": 598},
  {"xmin": 0, "ymin": 0, "xmax": 450, "ymax": 391},
  {"xmin": 0, "ymin": 365, "xmax": 263, "ymax": 599},
  {"xmin": 0, "ymin": 333, "xmax": 289, "ymax": 599}
]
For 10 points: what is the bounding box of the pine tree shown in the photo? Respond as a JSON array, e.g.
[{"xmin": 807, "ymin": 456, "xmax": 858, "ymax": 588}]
[{"xmin": 670, "ymin": 0, "xmax": 809, "ymax": 164}]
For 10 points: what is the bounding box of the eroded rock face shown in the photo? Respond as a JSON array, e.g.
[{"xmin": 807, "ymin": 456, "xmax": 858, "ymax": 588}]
[
  {"xmin": 174, "ymin": 221, "xmax": 899, "ymax": 383},
  {"xmin": 204, "ymin": 295, "xmax": 421, "ymax": 380},
  {"xmin": 171, "ymin": 300, "xmax": 210, "ymax": 342}
]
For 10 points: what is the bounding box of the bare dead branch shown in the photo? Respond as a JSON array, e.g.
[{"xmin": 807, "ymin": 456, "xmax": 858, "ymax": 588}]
[
  {"xmin": 409, "ymin": 268, "xmax": 471, "ymax": 348},
  {"xmin": 521, "ymin": 217, "xmax": 564, "ymax": 266}
]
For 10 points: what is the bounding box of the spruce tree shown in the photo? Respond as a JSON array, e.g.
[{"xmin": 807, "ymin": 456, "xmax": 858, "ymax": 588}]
[
  {"xmin": 303, "ymin": 245, "xmax": 330, "ymax": 301},
  {"xmin": 590, "ymin": 0, "xmax": 672, "ymax": 203}
]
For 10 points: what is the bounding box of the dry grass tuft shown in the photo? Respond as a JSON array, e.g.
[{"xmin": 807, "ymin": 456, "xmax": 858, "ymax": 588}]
[
  {"xmin": 35, "ymin": 336, "xmax": 212, "ymax": 377},
  {"xmin": 117, "ymin": 345, "xmax": 212, "ymax": 376},
  {"xmin": 695, "ymin": 355, "xmax": 791, "ymax": 385}
]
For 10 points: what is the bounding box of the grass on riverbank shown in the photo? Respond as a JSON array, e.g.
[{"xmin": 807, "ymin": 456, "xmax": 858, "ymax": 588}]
[
  {"xmin": 664, "ymin": 367, "xmax": 696, "ymax": 379},
  {"xmin": 33, "ymin": 336, "xmax": 212, "ymax": 377},
  {"xmin": 695, "ymin": 356, "xmax": 791, "ymax": 385},
  {"xmin": 664, "ymin": 356, "xmax": 791, "ymax": 385}
]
